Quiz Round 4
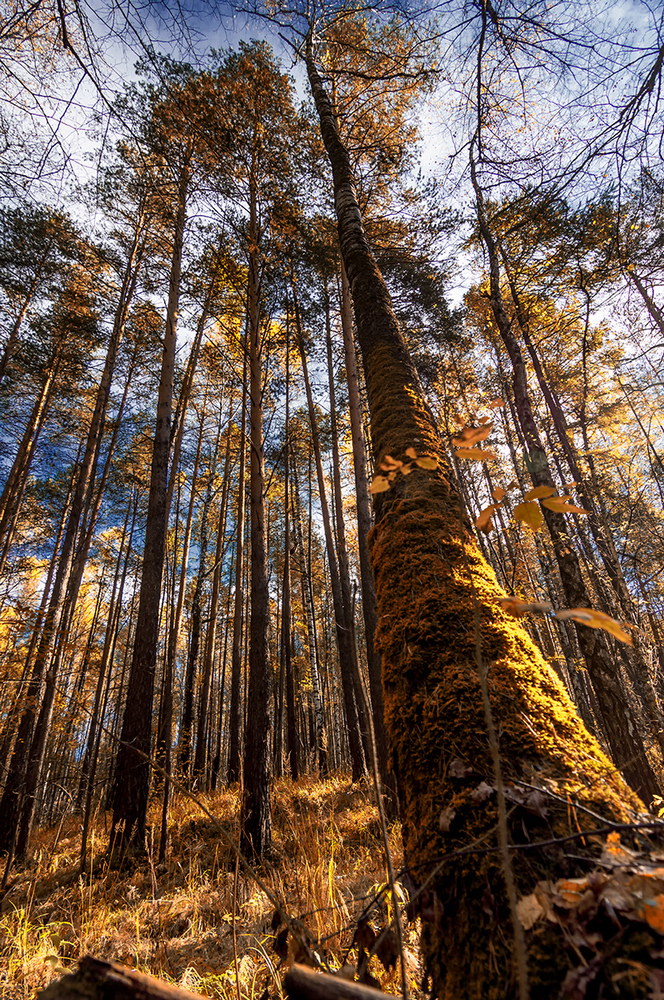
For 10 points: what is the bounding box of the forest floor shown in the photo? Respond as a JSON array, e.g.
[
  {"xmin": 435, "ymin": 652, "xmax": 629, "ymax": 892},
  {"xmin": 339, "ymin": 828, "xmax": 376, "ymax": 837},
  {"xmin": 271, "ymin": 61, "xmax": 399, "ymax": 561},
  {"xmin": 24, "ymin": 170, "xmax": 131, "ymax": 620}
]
[{"xmin": 0, "ymin": 776, "xmax": 420, "ymax": 1000}]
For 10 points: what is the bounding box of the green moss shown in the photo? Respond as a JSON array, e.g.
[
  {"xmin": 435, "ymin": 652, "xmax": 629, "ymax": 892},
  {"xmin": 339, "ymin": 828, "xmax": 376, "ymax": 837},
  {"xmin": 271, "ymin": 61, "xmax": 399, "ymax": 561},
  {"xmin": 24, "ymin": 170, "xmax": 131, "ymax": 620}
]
[{"xmin": 358, "ymin": 342, "xmax": 649, "ymax": 995}]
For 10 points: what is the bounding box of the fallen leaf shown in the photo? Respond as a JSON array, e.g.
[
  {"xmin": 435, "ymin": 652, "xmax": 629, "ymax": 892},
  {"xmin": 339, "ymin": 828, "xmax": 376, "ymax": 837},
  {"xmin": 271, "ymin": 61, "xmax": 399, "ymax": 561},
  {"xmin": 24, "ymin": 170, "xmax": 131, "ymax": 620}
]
[
  {"xmin": 439, "ymin": 807, "xmax": 456, "ymax": 832},
  {"xmin": 449, "ymin": 759, "xmax": 473, "ymax": 779},
  {"xmin": 517, "ymin": 894, "xmax": 544, "ymax": 930},
  {"xmin": 640, "ymin": 895, "xmax": 664, "ymax": 935},
  {"xmin": 470, "ymin": 781, "xmax": 494, "ymax": 803}
]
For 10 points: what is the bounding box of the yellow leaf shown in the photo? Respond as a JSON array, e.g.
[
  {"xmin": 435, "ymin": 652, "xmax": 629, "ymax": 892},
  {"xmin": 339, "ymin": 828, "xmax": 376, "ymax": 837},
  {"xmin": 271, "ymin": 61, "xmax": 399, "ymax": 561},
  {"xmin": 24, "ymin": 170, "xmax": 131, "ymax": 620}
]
[
  {"xmin": 415, "ymin": 456, "xmax": 438, "ymax": 469},
  {"xmin": 452, "ymin": 423, "xmax": 492, "ymax": 446},
  {"xmin": 475, "ymin": 504, "xmax": 498, "ymax": 533},
  {"xmin": 555, "ymin": 608, "xmax": 633, "ymax": 645},
  {"xmin": 369, "ymin": 476, "xmax": 390, "ymax": 494},
  {"xmin": 401, "ymin": 463, "xmax": 413, "ymax": 475},
  {"xmin": 513, "ymin": 501, "xmax": 544, "ymax": 530},
  {"xmin": 454, "ymin": 448, "xmax": 498, "ymax": 461},
  {"xmin": 380, "ymin": 454, "xmax": 401, "ymax": 471},
  {"xmin": 405, "ymin": 447, "xmax": 418, "ymax": 460},
  {"xmin": 523, "ymin": 486, "xmax": 556, "ymax": 501},
  {"xmin": 489, "ymin": 398, "xmax": 504, "ymax": 408},
  {"xmin": 491, "ymin": 487, "xmax": 507, "ymax": 502},
  {"xmin": 479, "ymin": 416, "xmax": 491, "ymax": 425},
  {"xmin": 498, "ymin": 598, "xmax": 553, "ymax": 617},
  {"xmin": 542, "ymin": 497, "xmax": 589, "ymax": 515}
]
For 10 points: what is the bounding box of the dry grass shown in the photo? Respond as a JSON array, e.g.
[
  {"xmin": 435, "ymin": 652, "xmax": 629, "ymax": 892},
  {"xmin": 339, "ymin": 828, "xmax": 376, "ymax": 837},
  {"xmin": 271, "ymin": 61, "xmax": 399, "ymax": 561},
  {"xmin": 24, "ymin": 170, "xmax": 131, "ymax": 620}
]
[{"xmin": 0, "ymin": 776, "xmax": 420, "ymax": 1000}]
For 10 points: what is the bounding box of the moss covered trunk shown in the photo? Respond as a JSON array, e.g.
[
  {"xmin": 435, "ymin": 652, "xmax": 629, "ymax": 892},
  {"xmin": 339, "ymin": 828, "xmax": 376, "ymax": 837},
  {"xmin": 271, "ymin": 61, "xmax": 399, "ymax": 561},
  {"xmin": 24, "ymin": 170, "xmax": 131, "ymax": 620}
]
[{"xmin": 305, "ymin": 35, "xmax": 660, "ymax": 998}]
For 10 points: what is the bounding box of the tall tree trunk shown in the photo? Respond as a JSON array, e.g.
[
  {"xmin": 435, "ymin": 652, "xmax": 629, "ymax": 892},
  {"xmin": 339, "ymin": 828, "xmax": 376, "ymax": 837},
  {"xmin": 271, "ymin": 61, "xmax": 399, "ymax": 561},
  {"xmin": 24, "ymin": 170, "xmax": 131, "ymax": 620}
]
[
  {"xmin": 471, "ymin": 158, "xmax": 658, "ymax": 803},
  {"xmin": 282, "ymin": 332, "xmax": 298, "ymax": 780},
  {"xmin": 290, "ymin": 456, "xmax": 327, "ymax": 774},
  {"xmin": 110, "ymin": 152, "xmax": 190, "ymax": 853},
  {"xmin": 305, "ymin": 38, "xmax": 648, "ymax": 998},
  {"xmin": 241, "ymin": 175, "xmax": 272, "ymax": 857},
  {"xmin": 339, "ymin": 263, "xmax": 392, "ymax": 798},
  {"xmin": 227, "ymin": 356, "xmax": 247, "ymax": 785},
  {"xmin": 295, "ymin": 291, "xmax": 366, "ymax": 781},
  {"xmin": 193, "ymin": 401, "xmax": 234, "ymax": 784}
]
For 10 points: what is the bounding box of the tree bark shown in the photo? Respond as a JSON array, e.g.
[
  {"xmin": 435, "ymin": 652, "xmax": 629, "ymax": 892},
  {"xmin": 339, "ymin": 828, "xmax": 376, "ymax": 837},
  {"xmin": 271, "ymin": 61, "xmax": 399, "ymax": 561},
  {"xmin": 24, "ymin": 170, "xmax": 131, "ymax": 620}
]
[
  {"xmin": 110, "ymin": 151, "xmax": 190, "ymax": 852},
  {"xmin": 305, "ymin": 36, "xmax": 651, "ymax": 998}
]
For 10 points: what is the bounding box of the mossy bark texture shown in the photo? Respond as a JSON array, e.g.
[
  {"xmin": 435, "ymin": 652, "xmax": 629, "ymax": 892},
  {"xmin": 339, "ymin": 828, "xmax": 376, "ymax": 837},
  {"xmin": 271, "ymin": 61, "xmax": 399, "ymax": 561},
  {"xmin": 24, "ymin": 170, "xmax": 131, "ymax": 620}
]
[{"xmin": 305, "ymin": 35, "xmax": 656, "ymax": 999}]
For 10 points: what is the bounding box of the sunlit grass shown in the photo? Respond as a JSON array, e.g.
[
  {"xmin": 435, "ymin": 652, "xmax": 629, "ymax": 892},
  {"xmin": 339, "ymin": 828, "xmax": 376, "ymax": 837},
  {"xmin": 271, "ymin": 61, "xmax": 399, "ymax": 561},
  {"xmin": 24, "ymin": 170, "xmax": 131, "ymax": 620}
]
[{"xmin": 0, "ymin": 776, "xmax": 417, "ymax": 1000}]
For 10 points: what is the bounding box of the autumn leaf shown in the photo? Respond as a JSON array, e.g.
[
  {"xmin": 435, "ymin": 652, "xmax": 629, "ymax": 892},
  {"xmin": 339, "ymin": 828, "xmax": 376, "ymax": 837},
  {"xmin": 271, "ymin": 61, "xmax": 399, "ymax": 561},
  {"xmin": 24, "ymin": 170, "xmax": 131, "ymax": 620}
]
[
  {"xmin": 405, "ymin": 447, "xmax": 418, "ymax": 460},
  {"xmin": 454, "ymin": 448, "xmax": 498, "ymax": 461},
  {"xmin": 369, "ymin": 476, "xmax": 390, "ymax": 494},
  {"xmin": 491, "ymin": 487, "xmax": 507, "ymax": 502},
  {"xmin": 475, "ymin": 504, "xmax": 498, "ymax": 533},
  {"xmin": 498, "ymin": 598, "xmax": 553, "ymax": 617},
  {"xmin": 523, "ymin": 485, "xmax": 556, "ymax": 501},
  {"xmin": 452, "ymin": 423, "xmax": 492, "ymax": 446},
  {"xmin": 415, "ymin": 456, "xmax": 438, "ymax": 469},
  {"xmin": 380, "ymin": 454, "xmax": 401, "ymax": 471},
  {"xmin": 555, "ymin": 608, "xmax": 633, "ymax": 645},
  {"xmin": 517, "ymin": 894, "xmax": 544, "ymax": 931},
  {"xmin": 541, "ymin": 495, "xmax": 590, "ymax": 515},
  {"xmin": 489, "ymin": 398, "xmax": 504, "ymax": 408},
  {"xmin": 401, "ymin": 463, "xmax": 413, "ymax": 475},
  {"xmin": 640, "ymin": 895, "xmax": 664, "ymax": 935},
  {"xmin": 513, "ymin": 501, "xmax": 544, "ymax": 530}
]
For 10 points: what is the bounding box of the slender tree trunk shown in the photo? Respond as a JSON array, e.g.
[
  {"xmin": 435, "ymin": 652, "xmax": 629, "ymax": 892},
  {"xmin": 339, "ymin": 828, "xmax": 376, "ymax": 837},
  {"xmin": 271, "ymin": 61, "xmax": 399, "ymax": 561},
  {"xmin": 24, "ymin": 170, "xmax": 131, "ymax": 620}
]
[
  {"xmin": 110, "ymin": 153, "xmax": 190, "ymax": 853},
  {"xmin": 290, "ymin": 456, "xmax": 327, "ymax": 774},
  {"xmin": 282, "ymin": 333, "xmax": 298, "ymax": 780},
  {"xmin": 295, "ymin": 291, "xmax": 366, "ymax": 781},
  {"xmin": 193, "ymin": 402, "xmax": 235, "ymax": 784},
  {"xmin": 471, "ymin": 162, "xmax": 658, "ymax": 803},
  {"xmin": 227, "ymin": 357, "xmax": 247, "ymax": 785},
  {"xmin": 339, "ymin": 263, "xmax": 392, "ymax": 798},
  {"xmin": 241, "ymin": 175, "xmax": 272, "ymax": 857}
]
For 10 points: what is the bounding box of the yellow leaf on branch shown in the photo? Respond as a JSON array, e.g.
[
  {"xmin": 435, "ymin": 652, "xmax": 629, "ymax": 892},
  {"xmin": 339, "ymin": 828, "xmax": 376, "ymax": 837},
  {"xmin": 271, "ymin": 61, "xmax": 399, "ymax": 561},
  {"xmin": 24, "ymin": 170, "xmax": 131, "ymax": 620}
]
[
  {"xmin": 454, "ymin": 448, "xmax": 498, "ymax": 461},
  {"xmin": 541, "ymin": 496, "xmax": 590, "ymax": 515},
  {"xmin": 555, "ymin": 608, "xmax": 633, "ymax": 645},
  {"xmin": 475, "ymin": 504, "xmax": 499, "ymax": 533},
  {"xmin": 513, "ymin": 501, "xmax": 544, "ymax": 530},
  {"xmin": 369, "ymin": 476, "xmax": 390, "ymax": 494},
  {"xmin": 524, "ymin": 485, "xmax": 556, "ymax": 501},
  {"xmin": 415, "ymin": 456, "xmax": 439, "ymax": 469},
  {"xmin": 452, "ymin": 423, "xmax": 493, "ymax": 446},
  {"xmin": 498, "ymin": 598, "xmax": 553, "ymax": 618}
]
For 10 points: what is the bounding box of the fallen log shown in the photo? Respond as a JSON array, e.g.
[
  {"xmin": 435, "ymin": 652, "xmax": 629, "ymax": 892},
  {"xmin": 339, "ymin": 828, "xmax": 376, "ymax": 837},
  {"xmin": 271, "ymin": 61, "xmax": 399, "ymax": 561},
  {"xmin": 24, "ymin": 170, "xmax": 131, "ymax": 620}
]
[
  {"xmin": 38, "ymin": 957, "xmax": 386, "ymax": 1000},
  {"xmin": 285, "ymin": 964, "xmax": 385, "ymax": 1000},
  {"xmin": 37, "ymin": 956, "xmax": 207, "ymax": 1000}
]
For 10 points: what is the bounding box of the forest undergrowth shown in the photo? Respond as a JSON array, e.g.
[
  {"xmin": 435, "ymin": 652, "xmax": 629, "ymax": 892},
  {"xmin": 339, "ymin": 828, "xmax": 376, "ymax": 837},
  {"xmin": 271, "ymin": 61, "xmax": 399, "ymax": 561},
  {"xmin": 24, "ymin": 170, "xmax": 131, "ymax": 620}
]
[{"xmin": 0, "ymin": 776, "xmax": 419, "ymax": 1000}]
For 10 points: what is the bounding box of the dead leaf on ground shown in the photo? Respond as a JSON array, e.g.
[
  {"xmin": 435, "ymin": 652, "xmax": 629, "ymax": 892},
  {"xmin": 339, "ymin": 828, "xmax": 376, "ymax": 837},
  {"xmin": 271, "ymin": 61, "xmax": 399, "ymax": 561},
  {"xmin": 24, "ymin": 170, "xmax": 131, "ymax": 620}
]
[{"xmin": 517, "ymin": 894, "xmax": 544, "ymax": 930}]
